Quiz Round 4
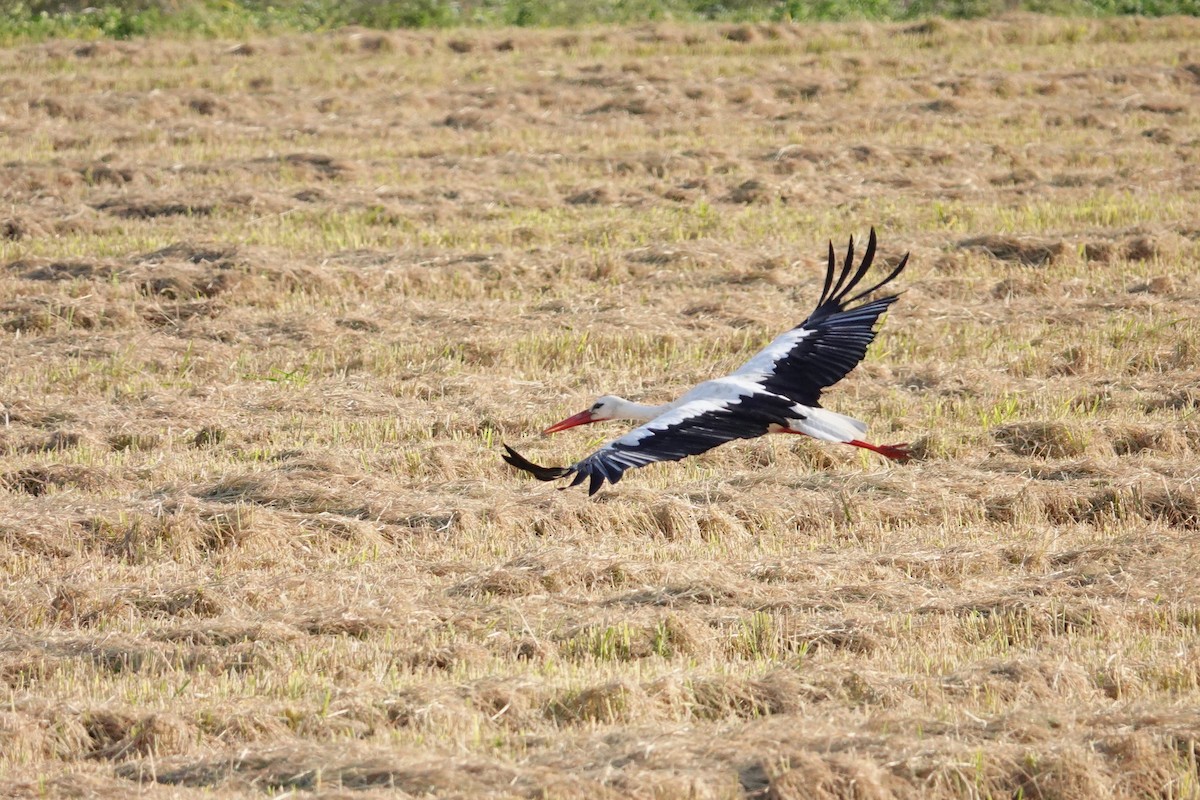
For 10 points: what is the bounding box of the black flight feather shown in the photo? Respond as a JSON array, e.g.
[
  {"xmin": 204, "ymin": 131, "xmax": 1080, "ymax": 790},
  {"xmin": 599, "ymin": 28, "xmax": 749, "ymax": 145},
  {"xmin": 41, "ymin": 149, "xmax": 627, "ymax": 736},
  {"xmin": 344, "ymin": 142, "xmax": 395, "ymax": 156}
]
[
  {"xmin": 502, "ymin": 444, "xmax": 571, "ymax": 481},
  {"xmin": 846, "ymin": 251, "xmax": 909, "ymax": 306}
]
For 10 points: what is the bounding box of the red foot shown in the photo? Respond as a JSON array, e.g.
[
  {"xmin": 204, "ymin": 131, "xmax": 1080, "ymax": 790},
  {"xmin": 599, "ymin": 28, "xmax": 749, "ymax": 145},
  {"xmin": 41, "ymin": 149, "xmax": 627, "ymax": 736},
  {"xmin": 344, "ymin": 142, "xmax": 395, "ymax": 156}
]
[{"xmin": 848, "ymin": 440, "xmax": 911, "ymax": 462}]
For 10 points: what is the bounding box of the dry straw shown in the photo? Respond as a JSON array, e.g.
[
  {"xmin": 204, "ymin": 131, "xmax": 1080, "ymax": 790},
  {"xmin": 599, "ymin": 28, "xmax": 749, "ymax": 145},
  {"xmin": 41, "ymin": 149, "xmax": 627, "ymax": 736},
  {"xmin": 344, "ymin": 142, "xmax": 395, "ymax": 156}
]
[{"xmin": 1, "ymin": 15, "xmax": 1199, "ymax": 799}]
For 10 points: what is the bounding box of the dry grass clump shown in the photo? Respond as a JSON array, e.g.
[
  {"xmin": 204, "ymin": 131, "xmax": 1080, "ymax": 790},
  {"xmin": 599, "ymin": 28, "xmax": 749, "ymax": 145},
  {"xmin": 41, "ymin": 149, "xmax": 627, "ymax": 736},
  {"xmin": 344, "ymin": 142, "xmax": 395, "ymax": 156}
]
[
  {"xmin": 993, "ymin": 421, "xmax": 1088, "ymax": 458},
  {"xmin": 1, "ymin": 16, "xmax": 1200, "ymax": 799},
  {"xmin": 1, "ymin": 464, "xmax": 111, "ymax": 495},
  {"xmin": 958, "ymin": 234, "xmax": 1071, "ymax": 266}
]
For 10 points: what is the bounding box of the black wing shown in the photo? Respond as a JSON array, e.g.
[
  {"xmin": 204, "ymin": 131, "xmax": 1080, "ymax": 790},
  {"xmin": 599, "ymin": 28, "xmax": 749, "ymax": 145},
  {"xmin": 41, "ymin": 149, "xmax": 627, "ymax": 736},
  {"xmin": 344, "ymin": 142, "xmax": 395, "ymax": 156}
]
[
  {"xmin": 501, "ymin": 446, "xmax": 571, "ymax": 481},
  {"xmin": 504, "ymin": 396, "xmax": 786, "ymax": 495},
  {"xmin": 734, "ymin": 228, "xmax": 908, "ymax": 406}
]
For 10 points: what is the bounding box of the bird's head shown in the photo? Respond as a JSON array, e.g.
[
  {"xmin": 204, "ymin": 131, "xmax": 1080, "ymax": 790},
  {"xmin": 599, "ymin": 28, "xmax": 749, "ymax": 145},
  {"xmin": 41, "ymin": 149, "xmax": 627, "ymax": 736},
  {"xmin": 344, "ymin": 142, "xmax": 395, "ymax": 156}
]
[{"xmin": 543, "ymin": 395, "xmax": 624, "ymax": 434}]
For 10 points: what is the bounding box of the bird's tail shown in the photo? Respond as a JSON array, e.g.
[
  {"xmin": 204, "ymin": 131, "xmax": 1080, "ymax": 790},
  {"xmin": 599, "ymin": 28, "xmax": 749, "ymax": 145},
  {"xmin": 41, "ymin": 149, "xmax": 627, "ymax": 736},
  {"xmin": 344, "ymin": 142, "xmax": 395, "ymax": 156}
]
[
  {"xmin": 502, "ymin": 444, "xmax": 573, "ymax": 481},
  {"xmin": 790, "ymin": 406, "xmax": 868, "ymax": 443}
]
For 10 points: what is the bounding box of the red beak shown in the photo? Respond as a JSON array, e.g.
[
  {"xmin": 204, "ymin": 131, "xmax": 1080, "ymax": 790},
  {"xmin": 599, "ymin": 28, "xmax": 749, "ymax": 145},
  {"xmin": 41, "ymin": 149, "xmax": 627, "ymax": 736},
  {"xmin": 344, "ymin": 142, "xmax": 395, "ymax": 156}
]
[{"xmin": 543, "ymin": 409, "xmax": 597, "ymax": 434}]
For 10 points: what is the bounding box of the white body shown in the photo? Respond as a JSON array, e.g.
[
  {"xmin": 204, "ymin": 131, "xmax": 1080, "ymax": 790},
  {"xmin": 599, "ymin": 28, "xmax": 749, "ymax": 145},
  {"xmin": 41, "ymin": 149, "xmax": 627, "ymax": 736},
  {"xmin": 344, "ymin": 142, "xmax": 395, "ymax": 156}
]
[{"xmin": 595, "ymin": 376, "xmax": 867, "ymax": 447}]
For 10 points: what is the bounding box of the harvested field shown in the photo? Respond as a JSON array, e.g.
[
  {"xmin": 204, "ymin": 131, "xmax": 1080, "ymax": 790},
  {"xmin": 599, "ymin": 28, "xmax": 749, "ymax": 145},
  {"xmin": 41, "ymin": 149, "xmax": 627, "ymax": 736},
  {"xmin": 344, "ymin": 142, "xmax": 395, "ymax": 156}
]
[{"xmin": 2, "ymin": 15, "xmax": 1200, "ymax": 799}]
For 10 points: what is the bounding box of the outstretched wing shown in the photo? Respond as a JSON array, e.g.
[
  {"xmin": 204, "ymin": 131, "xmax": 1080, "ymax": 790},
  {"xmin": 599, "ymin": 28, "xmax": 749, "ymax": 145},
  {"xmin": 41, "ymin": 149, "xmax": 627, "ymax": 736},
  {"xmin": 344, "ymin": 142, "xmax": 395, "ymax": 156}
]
[
  {"xmin": 504, "ymin": 397, "xmax": 782, "ymax": 496},
  {"xmin": 734, "ymin": 228, "xmax": 908, "ymax": 406}
]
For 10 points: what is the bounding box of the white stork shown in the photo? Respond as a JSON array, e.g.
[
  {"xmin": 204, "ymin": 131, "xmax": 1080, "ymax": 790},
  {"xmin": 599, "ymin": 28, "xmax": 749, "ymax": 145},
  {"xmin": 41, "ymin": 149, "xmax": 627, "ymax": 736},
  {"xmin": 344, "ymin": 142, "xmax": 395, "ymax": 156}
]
[{"xmin": 504, "ymin": 229, "xmax": 911, "ymax": 495}]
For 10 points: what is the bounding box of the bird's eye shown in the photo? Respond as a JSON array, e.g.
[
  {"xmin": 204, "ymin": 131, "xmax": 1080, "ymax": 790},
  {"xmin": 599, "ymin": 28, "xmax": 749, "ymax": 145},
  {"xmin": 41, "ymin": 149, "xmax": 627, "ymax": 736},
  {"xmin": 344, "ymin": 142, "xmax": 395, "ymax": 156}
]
[{"xmin": 592, "ymin": 403, "xmax": 602, "ymax": 410}]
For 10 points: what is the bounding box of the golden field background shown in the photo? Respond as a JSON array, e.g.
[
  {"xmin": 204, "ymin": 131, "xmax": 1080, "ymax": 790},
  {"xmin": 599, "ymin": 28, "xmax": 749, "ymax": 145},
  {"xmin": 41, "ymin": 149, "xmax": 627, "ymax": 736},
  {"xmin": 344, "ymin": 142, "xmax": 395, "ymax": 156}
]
[{"xmin": 1, "ymin": 16, "xmax": 1199, "ymax": 798}]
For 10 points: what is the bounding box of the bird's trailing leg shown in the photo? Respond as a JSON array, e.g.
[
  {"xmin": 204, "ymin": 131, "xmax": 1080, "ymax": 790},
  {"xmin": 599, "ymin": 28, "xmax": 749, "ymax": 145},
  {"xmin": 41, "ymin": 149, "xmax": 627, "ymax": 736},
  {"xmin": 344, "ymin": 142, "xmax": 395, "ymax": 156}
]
[
  {"xmin": 847, "ymin": 439, "xmax": 911, "ymax": 462},
  {"xmin": 779, "ymin": 429, "xmax": 910, "ymax": 462}
]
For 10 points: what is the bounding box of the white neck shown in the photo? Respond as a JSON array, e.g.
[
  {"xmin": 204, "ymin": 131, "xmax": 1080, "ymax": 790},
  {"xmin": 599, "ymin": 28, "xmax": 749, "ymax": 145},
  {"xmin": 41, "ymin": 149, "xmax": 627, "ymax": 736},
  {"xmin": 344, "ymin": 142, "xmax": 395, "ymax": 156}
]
[{"xmin": 612, "ymin": 397, "xmax": 664, "ymax": 422}]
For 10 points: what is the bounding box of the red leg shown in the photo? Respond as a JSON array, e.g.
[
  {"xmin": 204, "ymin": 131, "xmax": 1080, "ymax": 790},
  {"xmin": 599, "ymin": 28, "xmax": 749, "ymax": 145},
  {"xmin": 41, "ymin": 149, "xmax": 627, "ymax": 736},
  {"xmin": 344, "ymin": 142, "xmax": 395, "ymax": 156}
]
[
  {"xmin": 777, "ymin": 429, "xmax": 910, "ymax": 462},
  {"xmin": 847, "ymin": 439, "xmax": 911, "ymax": 462}
]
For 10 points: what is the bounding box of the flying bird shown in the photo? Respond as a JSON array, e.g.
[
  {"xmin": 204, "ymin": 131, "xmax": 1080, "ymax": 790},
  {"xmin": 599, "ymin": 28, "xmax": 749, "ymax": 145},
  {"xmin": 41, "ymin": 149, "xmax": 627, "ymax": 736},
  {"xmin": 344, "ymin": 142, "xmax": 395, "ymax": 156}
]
[{"xmin": 504, "ymin": 229, "xmax": 911, "ymax": 495}]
